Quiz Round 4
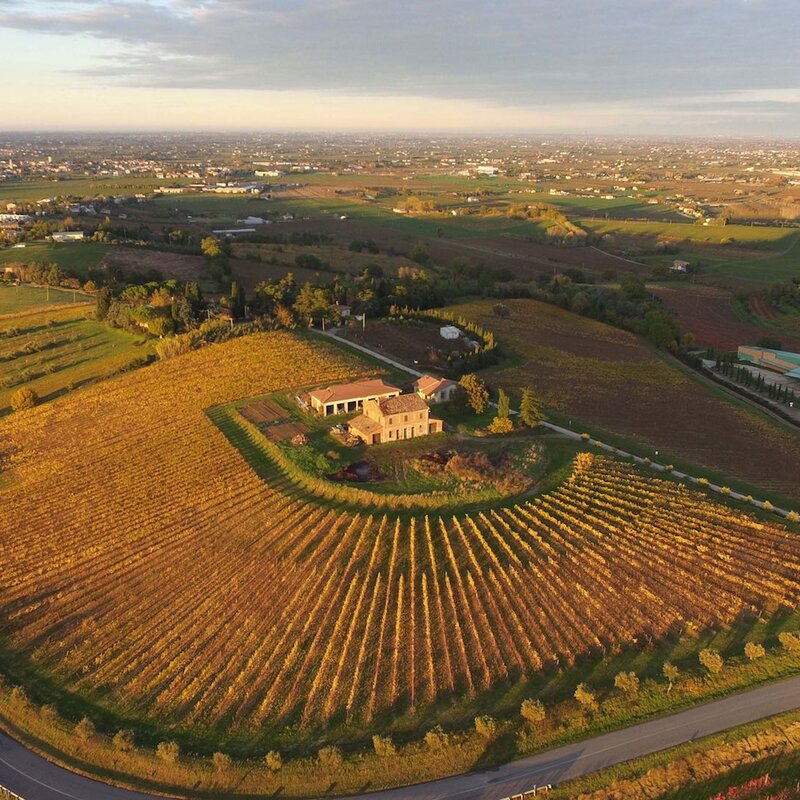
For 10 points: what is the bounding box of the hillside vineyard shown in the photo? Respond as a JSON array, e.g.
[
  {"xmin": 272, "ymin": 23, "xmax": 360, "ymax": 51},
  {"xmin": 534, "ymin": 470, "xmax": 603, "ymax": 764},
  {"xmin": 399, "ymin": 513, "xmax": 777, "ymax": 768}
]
[{"xmin": 2, "ymin": 334, "xmax": 799, "ymax": 731}]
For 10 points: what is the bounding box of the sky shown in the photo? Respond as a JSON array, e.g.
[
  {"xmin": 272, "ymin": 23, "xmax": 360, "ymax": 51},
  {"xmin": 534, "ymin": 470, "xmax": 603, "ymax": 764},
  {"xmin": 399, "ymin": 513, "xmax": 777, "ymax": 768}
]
[{"xmin": 1, "ymin": 0, "xmax": 799, "ymax": 135}]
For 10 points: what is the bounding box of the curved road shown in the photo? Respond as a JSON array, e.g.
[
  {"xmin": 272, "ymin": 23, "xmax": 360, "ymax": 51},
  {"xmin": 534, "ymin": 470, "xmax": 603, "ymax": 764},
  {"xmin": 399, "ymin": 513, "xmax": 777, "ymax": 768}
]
[
  {"xmin": 2, "ymin": 330, "xmax": 797, "ymax": 799},
  {"xmin": 2, "ymin": 675, "xmax": 800, "ymax": 800}
]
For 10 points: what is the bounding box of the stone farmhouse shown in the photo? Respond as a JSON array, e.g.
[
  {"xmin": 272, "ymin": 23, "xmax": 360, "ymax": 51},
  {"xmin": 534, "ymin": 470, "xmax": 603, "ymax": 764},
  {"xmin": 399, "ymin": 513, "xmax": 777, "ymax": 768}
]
[
  {"xmin": 349, "ymin": 393, "xmax": 443, "ymax": 445},
  {"xmin": 309, "ymin": 378, "xmax": 400, "ymax": 417}
]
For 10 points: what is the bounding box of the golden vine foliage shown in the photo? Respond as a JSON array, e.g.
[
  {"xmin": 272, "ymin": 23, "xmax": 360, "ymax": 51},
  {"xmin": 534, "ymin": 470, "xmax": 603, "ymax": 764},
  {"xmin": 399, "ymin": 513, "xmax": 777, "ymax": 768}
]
[{"xmin": 2, "ymin": 338, "xmax": 800, "ymax": 733}]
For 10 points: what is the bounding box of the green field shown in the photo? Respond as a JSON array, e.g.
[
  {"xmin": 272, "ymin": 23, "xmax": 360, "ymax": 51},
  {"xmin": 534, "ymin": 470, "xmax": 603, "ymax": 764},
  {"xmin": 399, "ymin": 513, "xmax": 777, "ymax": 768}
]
[
  {"xmin": 512, "ymin": 191, "xmax": 684, "ymax": 221},
  {"xmin": 266, "ymin": 193, "xmax": 556, "ymax": 239},
  {"xmin": 704, "ymin": 233, "xmax": 800, "ymax": 284},
  {"xmin": 0, "ymin": 304, "xmax": 153, "ymax": 414},
  {"xmin": 151, "ymin": 193, "xmax": 276, "ymax": 221},
  {"xmin": 0, "ymin": 176, "xmax": 192, "ymax": 203},
  {"xmin": 582, "ymin": 218, "xmax": 796, "ymax": 248},
  {"xmin": 636, "ymin": 233, "xmax": 800, "ymax": 286},
  {"xmin": 0, "ymin": 241, "xmax": 110, "ymax": 276},
  {"xmin": 0, "ymin": 284, "xmax": 89, "ymax": 315}
]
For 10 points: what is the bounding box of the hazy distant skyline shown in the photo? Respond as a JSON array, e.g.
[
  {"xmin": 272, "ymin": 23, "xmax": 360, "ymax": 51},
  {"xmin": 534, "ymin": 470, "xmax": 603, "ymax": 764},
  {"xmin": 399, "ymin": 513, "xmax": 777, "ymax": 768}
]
[{"xmin": 2, "ymin": 0, "xmax": 799, "ymax": 135}]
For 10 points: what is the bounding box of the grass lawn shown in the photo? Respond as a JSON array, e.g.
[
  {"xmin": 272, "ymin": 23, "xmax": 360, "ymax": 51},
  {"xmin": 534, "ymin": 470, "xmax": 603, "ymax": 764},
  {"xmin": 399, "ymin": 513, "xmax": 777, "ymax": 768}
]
[
  {"xmin": 0, "ymin": 306, "xmax": 153, "ymax": 415},
  {"xmin": 0, "ymin": 241, "xmax": 110, "ymax": 277},
  {"xmin": 0, "ymin": 284, "xmax": 90, "ymax": 315}
]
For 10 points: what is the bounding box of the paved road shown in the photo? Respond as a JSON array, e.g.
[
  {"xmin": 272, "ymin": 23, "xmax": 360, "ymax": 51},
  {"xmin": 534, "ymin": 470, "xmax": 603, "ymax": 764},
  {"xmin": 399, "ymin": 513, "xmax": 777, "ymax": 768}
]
[
  {"xmin": 2, "ymin": 675, "xmax": 800, "ymax": 800},
  {"xmin": 0, "ymin": 729, "xmax": 161, "ymax": 800},
  {"xmin": 317, "ymin": 328, "xmax": 794, "ymax": 517}
]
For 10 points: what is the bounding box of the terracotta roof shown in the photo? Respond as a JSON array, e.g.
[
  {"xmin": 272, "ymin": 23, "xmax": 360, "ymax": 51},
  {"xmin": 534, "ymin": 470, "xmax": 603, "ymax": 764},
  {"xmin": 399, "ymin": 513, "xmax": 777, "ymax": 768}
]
[
  {"xmin": 414, "ymin": 374, "xmax": 457, "ymax": 396},
  {"xmin": 309, "ymin": 379, "xmax": 400, "ymax": 405},
  {"xmin": 377, "ymin": 393, "xmax": 430, "ymax": 415},
  {"xmin": 348, "ymin": 414, "xmax": 382, "ymax": 435}
]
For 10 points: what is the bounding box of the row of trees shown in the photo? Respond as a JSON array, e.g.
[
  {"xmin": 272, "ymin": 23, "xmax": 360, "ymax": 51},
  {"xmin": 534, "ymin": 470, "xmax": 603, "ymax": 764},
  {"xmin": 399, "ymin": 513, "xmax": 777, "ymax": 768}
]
[
  {"xmin": 458, "ymin": 373, "xmax": 546, "ymax": 431},
  {"xmin": 713, "ymin": 352, "xmax": 798, "ymax": 406}
]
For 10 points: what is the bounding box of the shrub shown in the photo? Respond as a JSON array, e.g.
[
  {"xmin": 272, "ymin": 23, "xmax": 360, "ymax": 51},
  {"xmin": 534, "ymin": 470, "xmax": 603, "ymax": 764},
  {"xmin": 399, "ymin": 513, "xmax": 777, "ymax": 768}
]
[
  {"xmin": 520, "ymin": 698, "xmax": 546, "ymax": 724},
  {"xmin": 39, "ymin": 704, "xmax": 59, "ymax": 724},
  {"xmin": 317, "ymin": 745, "xmax": 343, "ymax": 771},
  {"xmin": 778, "ymin": 631, "xmax": 800, "ymax": 654},
  {"xmin": 787, "ymin": 511, "xmax": 800, "ymax": 522},
  {"xmin": 112, "ymin": 729, "xmax": 135, "ymax": 752},
  {"xmin": 699, "ymin": 648, "xmax": 724, "ymax": 675},
  {"xmin": 11, "ymin": 386, "xmax": 38, "ymax": 411},
  {"xmin": 9, "ymin": 686, "xmax": 30, "ymax": 710},
  {"xmin": 488, "ymin": 415, "xmax": 514, "ymax": 434},
  {"xmin": 474, "ymin": 715, "xmax": 499, "ymax": 738},
  {"xmin": 763, "ymin": 500, "xmax": 774, "ymax": 512},
  {"xmin": 264, "ymin": 750, "xmax": 283, "ymax": 771},
  {"xmin": 212, "ymin": 752, "xmax": 232, "ymax": 771},
  {"xmin": 372, "ymin": 734, "xmax": 397, "ymax": 757},
  {"xmin": 574, "ymin": 682, "xmax": 598, "ymax": 711},
  {"xmin": 720, "ymin": 486, "xmax": 731, "ymax": 495},
  {"xmin": 663, "ymin": 661, "xmax": 679, "ymax": 687},
  {"xmin": 75, "ymin": 716, "xmax": 96, "ymax": 743},
  {"xmin": 614, "ymin": 671, "xmax": 640, "ymax": 697},
  {"xmin": 425, "ymin": 725, "xmax": 453, "ymax": 751},
  {"xmin": 492, "ymin": 303, "xmax": 511, "ymax": 318},
  {"xmin": 155, "ymin": 333, "xmax": 192, "ymax": 360},
  {"xmin": 744, "ymin": 641, "xmax": 766, "ymax": 661},
  {"xmin": 156, "ymin": 740, "xmax": 180, "ymax": 764},
  {"xmin": 580, "ymin": 432, "xmax": 591, "ymax": 441}
]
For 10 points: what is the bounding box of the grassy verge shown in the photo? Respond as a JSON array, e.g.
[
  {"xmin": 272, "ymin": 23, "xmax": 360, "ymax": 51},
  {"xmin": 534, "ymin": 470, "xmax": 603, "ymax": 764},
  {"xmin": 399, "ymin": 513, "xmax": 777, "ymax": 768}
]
[
  {"xmin": 1, "ymin": 642, "xmax": 798, "ymax": 799},
  {"xmin": 553, "ymin": 709, "xmax": 800, "ymax": 799}
]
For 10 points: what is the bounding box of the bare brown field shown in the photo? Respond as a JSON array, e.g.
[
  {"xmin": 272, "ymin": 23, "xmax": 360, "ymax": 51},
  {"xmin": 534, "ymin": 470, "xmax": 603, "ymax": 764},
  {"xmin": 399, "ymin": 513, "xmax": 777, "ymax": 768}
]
[
  {"xmin": 101, "ymin": 247, "xmax": 208, "ymax": 282},
  {"xmin": 239, "ymin": 397, "xmax": 288, "ymax": 425},
  {"xmin": 652, "ymin": 284, "xmax": 800, "ymax": 351},
  {"xmin": 426, "ymin": 237, "xmax": 635, "ymax": 278},
  {"xmin": 263, "ymin": 420, "xmax": 310, "ymax": 442},
  {"xmin": 341, "ymin": 318, "xmax": 475, "ymax": 372},
  {"xmin": 450, "ymin": 298, "xmax": 800, "ymax": 497}
]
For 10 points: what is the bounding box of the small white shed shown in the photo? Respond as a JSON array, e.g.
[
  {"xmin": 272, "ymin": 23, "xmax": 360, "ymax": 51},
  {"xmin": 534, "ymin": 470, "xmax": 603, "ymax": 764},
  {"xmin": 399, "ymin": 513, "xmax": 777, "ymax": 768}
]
[{"xmin": 440, "ymin": 325, "xmax": 461, "ymax": 340}]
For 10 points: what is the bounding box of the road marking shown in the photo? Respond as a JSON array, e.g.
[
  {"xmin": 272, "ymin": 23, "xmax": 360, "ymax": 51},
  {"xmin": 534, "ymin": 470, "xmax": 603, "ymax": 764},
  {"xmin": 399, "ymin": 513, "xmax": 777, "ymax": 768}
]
[
  {"xmin": 0, "ymin": 752, "xmax": 87, "ymax": 800},
  {"xmin": 438, "ymin": 682, "xmax": 800, "ymax": 798}
]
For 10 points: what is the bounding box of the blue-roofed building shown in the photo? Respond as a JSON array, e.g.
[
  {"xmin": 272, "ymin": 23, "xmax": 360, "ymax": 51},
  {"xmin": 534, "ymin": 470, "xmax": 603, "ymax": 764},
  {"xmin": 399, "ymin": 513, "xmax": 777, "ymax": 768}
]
[{"xmin": 738, "ymin": 346, "xmax": 800, "ymax": 379}]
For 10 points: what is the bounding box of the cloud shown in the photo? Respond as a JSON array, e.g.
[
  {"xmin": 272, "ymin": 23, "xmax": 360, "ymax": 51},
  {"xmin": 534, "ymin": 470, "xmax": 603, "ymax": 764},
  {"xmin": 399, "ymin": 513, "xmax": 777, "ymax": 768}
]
[{"xmin": 1, "ymin": 0, "xmax": 799, "ymax": 133}]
